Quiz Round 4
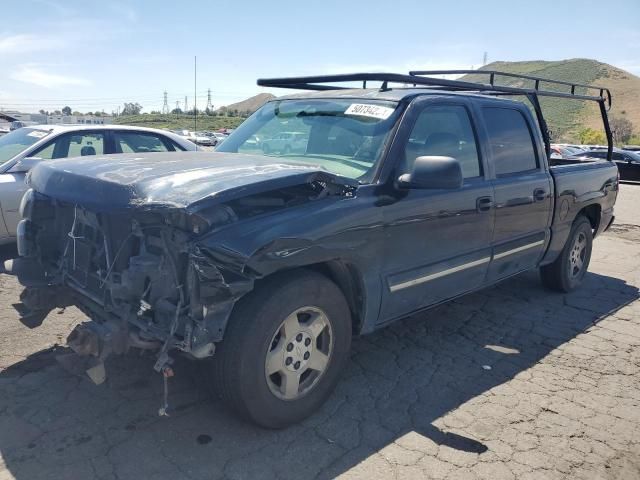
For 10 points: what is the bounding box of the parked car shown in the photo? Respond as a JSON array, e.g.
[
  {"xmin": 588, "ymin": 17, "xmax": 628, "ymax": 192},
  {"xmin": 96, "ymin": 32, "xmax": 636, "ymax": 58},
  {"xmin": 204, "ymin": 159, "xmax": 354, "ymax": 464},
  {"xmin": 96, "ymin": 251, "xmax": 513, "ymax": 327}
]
[
  {"xmin": 195, "ymin": 131, "xmax": 219, "ymax": 147},
  {"xmin": 0, "ymin": 125, "xmax": 196, "ymax": 245},
  {"xmin": 261, "ymin": 131, "xmax": 308, "ymax": 154},
  {"xmin": 212, "ymin": 132, "xmax": 228, "ymax": 145},
  {"xmin": 550, "ymin": 144, "xmax": 585, "ymax": 159},
  {"xmin": 585, "ymin": 148, "xmax": 640, "ymax": 181},
  {"xmin": 171, "ymin": 129, "xmax": 214, "ymax": 147},
  {"xmin": 10, "ymin": 120, "xmax": 38, "ymax": 131},
  {"xmin": 10, "ymin": 72, "xmax": 618, "ymax": 428},
  {"xmin": 622, "ymin": 145, "xmax": 640, "ymax": 152}
]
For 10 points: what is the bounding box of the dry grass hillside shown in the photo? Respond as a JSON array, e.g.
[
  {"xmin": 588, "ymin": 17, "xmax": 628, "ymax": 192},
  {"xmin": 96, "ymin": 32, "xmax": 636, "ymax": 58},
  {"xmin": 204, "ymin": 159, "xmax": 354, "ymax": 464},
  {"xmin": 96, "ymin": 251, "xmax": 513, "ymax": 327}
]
[
  {"xmin": 462, "ymin": 59, "xmax": 640, "ymax": 142},
  {"xmin": 217, "ymin": 93, "xmax": 276, "ymax": 115}
]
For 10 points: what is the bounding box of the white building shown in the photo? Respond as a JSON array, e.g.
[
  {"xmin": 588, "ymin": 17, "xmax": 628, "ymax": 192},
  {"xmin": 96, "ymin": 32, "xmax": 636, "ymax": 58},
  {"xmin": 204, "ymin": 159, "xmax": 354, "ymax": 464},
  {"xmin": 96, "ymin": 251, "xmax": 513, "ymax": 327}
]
[{"xmin": 0, "ymin": 110, "xmax": 112, "ymax": 126}]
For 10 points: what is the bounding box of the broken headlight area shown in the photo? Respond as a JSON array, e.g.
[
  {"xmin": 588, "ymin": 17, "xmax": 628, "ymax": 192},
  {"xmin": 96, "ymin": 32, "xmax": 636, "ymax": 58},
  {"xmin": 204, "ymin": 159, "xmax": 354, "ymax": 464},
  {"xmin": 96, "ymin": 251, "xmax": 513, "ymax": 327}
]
[{"xmin": 13, "ymin": 198, "xmax": 254, "ymax": 385}]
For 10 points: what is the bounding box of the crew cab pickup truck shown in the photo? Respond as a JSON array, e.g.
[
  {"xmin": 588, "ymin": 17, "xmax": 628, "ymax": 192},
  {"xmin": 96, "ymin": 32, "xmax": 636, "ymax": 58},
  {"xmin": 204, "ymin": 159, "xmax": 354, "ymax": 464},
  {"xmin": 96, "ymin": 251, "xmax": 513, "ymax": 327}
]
[{"xmin": 9, "ymin": 71, "xmax": 618, "ymax": 428}]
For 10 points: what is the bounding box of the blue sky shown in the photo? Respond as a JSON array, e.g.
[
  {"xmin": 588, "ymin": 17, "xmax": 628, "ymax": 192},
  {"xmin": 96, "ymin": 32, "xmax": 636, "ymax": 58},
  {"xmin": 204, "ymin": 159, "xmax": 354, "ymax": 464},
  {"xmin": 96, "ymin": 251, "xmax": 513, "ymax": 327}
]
[{"xmin": 1, "ymin": 0, "xmax": 639, "ymax": 113}]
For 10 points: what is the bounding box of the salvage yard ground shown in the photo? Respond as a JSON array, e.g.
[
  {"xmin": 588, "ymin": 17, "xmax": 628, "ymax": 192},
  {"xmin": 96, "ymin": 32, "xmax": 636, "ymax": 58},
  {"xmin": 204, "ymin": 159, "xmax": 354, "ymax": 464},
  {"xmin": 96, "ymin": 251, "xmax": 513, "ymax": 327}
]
[{"xmin": 0, "ymin": 185, "xmax": 639, "ymax": 480}]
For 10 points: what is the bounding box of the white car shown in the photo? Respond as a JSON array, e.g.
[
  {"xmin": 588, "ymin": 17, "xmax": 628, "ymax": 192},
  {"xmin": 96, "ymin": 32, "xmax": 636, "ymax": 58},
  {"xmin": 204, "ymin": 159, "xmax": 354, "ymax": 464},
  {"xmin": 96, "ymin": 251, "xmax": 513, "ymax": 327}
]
[
  {"xmin": 261, "ymin": 132, "xmax": 308, "ymax": 155},
  {"xmin": 172, "ymin": 129, "xmax": 214, "ymax": 147},
  {"xmin": 0, "ymin": 124, "xmax": 197, "ymax": 245}
]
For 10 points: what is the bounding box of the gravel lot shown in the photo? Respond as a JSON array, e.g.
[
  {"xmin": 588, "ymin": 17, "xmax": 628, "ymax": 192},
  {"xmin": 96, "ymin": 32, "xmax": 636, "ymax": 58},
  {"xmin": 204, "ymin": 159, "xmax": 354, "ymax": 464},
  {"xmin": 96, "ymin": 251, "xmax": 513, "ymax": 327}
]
[{"xmin": 1, "ymin": 185, "xmax": 639, "ymax": 480}]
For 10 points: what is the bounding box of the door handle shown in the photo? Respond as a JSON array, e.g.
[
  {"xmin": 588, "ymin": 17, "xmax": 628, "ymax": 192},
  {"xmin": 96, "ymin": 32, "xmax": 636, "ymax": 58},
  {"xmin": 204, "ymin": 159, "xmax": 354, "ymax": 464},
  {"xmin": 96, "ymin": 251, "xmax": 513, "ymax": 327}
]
[
  {"xmin": 476, "ymin": 196, "xmax": 493, "ymax": 212},
  {"xmin": 533, "ymin": 188, "xmax": 547, "ymax": 202}
]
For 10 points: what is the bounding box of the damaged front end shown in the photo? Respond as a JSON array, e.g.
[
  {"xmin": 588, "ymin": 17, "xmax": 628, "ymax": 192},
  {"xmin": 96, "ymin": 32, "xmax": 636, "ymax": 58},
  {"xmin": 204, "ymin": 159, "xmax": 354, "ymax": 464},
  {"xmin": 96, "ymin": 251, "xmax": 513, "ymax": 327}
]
[{"xmin": 12, "ymin": 166, "xmax": 356, "ymax": 397}]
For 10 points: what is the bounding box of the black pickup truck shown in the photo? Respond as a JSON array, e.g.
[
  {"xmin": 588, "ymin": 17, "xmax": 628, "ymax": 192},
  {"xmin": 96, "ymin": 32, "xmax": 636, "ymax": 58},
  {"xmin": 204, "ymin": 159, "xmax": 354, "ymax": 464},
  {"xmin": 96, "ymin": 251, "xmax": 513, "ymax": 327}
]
[{"xmin": 10, "ymin": 71, "xmax": 618, "ymax": 428}]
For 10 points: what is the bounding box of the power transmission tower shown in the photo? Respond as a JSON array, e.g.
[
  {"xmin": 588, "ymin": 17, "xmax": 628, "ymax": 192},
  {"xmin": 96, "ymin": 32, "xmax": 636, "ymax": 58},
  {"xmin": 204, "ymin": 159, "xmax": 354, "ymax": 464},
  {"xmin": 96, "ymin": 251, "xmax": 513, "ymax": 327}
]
[
  {"xmin": 206, "ymin": 88, "xmax": 213, "ymax": 112},
  {"xmin": 184, "ymin": 96, "xmax": 188, "ymax": 113},
  {"xmin": 162, "ymin": 91, "xmax": 169, "ymax": 114}
]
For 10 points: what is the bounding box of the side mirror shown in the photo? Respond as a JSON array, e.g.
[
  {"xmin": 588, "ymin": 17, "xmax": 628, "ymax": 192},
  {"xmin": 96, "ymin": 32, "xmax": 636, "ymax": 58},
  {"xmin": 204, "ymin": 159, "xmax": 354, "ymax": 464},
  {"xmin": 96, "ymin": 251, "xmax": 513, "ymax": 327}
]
[
  {"xmin": 397, "ymin": 156, "xmax": 463, "ymax": 190},
  {"xmin": 9, "ymin": 157, "xmax": 43, "ymax": 173}
]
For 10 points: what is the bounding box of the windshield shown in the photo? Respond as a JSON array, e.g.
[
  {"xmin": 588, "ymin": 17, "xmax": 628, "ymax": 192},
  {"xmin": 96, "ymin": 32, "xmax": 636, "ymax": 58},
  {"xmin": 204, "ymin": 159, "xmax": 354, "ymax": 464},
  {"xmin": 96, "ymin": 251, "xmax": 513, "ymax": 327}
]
[
  {"xmin": 217, "ymin": 99, "xmax": 401, "ymax": 182},
  {"xmin": 0, "ymin": 128, "xmax": 52, "ymax": 163}
]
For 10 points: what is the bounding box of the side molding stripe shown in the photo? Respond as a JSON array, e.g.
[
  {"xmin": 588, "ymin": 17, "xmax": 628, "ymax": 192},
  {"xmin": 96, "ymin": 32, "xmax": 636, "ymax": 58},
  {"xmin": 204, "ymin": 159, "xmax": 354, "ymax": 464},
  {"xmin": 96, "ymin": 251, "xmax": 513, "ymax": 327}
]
[
  {"xmin": 493, "ymin": 240, "xmax": 545, "ymax": 260},
  {"xmin": 389, "ymin": 257, "xmax": 491, "ymax": 292}
]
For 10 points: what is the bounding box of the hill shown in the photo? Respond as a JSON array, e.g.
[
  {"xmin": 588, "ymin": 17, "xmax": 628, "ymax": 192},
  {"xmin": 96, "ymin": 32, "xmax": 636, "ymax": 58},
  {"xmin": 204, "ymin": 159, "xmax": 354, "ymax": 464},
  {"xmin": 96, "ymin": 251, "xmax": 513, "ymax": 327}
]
[
  {"xmin": 462, "ymin": 59, "xmax": 640, "ymax": 142},
  {"xmin": 112, "ymin": 113, "xmax": 245, "ymax": 131},
  {"xmin": 217, "ymin": 93, "xmax": 276, "ymax": 115},
  {"xmin": 113, "ymin": 93, "xmax": 276, "ymax": 131}
]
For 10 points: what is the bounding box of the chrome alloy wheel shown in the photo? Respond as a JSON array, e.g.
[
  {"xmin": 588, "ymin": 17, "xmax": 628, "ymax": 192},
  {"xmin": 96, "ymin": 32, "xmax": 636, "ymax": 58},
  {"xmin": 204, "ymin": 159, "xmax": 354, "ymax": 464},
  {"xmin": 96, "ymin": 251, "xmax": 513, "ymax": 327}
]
[
  {"xmin": 265, "ymin": 307, "xmax": 333, "ymax": 400},
  {"xmin": 569, "ymin": 231, "xmax": 587, "ymax": 278}
]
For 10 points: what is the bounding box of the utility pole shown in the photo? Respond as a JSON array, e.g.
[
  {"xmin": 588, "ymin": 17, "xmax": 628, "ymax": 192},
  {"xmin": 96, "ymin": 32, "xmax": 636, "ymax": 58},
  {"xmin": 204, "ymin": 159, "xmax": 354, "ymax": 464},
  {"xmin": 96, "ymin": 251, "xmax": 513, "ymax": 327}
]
[
  {"xmin": 162, "ymin": 91, "xmax": 169, "ymax": 114},
  {"xmin": 206, "ymin": 88, "xmax": 213, "ymax": 113},
  {"xmin": 483, "ymin": 51, "xmax": 488, "ymax": 66},
  {"xmin": 194, "ymin": 56, "xmax": 197, "ymax": 133},
  {"xmin": 175, "ymin": 100, "xmax": 180, "ymax": 119},
  {"xmin": 184, "ymin": 96, "xmax": 188, "ymax": 114}
]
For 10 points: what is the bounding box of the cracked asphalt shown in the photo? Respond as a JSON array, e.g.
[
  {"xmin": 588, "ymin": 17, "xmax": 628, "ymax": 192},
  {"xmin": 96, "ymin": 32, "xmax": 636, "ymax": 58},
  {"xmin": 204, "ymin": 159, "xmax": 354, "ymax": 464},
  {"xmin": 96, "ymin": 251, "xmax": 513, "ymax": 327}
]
[{"xmin": 1, "ymin": 185, "xmax": 639, "ymax": 480}]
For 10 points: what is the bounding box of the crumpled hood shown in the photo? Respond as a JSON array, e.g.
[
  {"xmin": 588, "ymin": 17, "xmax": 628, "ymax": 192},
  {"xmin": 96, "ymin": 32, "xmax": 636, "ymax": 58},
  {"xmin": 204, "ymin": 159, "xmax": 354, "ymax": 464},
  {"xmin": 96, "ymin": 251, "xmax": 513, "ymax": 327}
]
[{"xmin": 27, "ymin": 151, "xmax": 357, "ymax": 212}]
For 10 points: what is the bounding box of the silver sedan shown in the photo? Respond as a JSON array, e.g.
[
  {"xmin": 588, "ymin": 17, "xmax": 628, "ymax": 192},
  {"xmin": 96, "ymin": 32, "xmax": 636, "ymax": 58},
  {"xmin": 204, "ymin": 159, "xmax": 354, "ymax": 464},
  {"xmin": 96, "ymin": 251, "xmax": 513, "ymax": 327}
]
[{"xmin": 0, "ymin": 124, "xmax": 197, "ymax": 245}]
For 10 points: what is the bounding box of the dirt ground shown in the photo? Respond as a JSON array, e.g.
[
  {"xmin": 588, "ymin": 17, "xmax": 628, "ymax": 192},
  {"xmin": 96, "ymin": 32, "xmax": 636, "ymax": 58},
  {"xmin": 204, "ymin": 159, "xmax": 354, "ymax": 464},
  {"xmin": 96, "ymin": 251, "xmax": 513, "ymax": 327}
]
[{"xmin": 0, "ymin": 185, "xmax": 639, "ymax": 480}]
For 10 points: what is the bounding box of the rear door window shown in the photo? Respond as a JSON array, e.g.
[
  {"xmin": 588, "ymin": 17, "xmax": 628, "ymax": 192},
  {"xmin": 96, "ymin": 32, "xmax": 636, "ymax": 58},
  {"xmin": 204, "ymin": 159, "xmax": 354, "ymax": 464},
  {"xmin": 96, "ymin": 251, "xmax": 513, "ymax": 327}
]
[
  {"xmin": 113, "ymin": 131, "xmax": 174, "ymax": 153},
  {"xmin": 482, "ymin": 107, "xmax": 538, "ymax": 175}
]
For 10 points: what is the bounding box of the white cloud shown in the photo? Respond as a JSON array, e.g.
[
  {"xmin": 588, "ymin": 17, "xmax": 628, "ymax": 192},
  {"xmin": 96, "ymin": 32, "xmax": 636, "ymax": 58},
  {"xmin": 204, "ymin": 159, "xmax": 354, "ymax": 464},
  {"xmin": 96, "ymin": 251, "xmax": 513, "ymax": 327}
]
[
  {"xmin": 10, "ymin": 64, "xmax": 91, "ymax": 88},
  {"xmin": 0, "ymin": 33, "xmax": 66, "ymax": 55}
]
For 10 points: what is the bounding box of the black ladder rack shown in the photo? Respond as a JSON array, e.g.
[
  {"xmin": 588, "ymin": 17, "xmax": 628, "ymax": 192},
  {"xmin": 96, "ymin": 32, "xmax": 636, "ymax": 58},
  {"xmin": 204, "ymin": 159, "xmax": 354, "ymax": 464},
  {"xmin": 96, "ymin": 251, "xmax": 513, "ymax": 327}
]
[
  {"xmin": 409, "ymin": 69, "xmax": 612, "ymax": 108},
  {"xmin": 256, "ymin": 71, "xmax": 613, "ymax": 160}
]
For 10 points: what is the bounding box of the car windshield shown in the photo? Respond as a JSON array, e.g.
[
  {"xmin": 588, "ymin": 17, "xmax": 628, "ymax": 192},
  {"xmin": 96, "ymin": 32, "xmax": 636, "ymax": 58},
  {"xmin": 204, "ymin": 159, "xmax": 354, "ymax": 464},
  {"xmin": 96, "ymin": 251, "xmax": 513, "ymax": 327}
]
[
  {"xmin": 217, "ymin": 99, "xmax": 402, "ymax": 182},
  {"xmin": 0, "ymin": 128, "xmax": 52, "ymax": 163}
]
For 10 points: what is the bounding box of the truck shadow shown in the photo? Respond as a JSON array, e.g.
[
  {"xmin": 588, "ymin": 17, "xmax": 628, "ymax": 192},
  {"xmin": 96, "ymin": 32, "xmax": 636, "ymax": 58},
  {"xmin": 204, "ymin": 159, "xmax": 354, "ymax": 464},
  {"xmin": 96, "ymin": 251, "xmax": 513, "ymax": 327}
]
[
  {"xmin": 0, "ymin": 243, "xmax": 18, "ymax": 264},
  {"xmin": 0, "ymin": 270, "xmax": 637, "ymax": 480}
]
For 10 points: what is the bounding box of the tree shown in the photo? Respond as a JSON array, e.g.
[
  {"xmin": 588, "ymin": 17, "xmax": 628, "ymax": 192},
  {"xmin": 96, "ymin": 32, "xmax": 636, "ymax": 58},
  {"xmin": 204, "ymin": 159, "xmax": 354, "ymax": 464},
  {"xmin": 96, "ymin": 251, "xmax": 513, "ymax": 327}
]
[
  {"xmin": 171, "ymin": 108, "xmax": 183, "ymax": 115},
  {"xmin": 121, "ymin": 102, "xmax": 143, "ymax": 115},
  {"xmin": 61, "ymin": 106, "xmax": 72, "ymax": 116},
  {"xmin": 609, "ymin": 116, "xmax": 634, "ymax": 144},
  {"xmin": 39, "ymin": 109, "xmax": 47, "ymax": 115},
  {"xmin": 578, "ymin": 128, "xmax": 606, "ymax": 145}
]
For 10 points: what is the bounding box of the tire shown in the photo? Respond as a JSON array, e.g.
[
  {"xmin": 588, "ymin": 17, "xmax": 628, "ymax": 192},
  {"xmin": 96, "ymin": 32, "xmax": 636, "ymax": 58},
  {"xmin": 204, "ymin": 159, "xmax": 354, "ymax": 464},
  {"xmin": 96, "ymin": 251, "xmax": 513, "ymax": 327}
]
[
  {"xmin": 208, "ymin": 270, "xmax": 352, "ymax": 428},
  {"xmin": 540, "ymin": 215, "xmax": 593, "ymax": 292}
]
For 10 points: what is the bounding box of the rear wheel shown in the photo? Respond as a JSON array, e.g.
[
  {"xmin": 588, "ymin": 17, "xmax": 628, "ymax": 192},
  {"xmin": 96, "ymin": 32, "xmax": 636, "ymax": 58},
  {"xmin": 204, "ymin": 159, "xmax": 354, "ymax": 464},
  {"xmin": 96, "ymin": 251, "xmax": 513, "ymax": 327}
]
[
  {"xmin": 540, "ymin": 215, "xmax": 593, "ymax": 292},
  {"xmin": 208, "ymin": 270, "xmax": 352, "ymax": 428}
]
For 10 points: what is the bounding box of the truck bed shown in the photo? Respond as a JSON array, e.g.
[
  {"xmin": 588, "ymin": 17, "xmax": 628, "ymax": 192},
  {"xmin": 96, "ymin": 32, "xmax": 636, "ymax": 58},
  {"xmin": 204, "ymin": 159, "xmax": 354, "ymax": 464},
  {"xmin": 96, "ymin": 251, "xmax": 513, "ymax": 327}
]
[{"xmin": 542, "ymin": 158, "xmax": 618, "ymax": 265}]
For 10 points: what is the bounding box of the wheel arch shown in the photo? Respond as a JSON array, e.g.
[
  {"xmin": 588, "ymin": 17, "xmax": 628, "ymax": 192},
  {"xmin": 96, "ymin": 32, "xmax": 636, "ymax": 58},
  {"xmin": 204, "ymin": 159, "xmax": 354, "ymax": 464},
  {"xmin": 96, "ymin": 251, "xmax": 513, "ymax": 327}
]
[
  {"xmin": 251, "ymin": 260, "xmax": 368, "ymax": 336},
  {"xmin": 577, "ymin": 203, "xmax": 601, "ymax": 236}
]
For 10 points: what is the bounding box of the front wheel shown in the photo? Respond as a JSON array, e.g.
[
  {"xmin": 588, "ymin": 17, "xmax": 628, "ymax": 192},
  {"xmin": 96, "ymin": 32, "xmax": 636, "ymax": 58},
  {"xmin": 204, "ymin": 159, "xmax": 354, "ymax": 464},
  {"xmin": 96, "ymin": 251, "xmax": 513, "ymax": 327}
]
[
  {"xmin": 540, "ymin": 215, "xmax": 593, "ymax": 292},
  {"xmin": 208, "ymin": 270, "xmax": 352, "ymax": 428}
]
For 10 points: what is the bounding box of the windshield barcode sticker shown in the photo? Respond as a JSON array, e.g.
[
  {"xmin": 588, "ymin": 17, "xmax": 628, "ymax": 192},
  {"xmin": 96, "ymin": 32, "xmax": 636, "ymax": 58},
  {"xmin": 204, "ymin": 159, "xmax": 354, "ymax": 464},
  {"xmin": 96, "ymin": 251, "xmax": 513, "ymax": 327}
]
[{"xmin": 344, "ymin": 104, "xmax": 394, "ymax": 120}]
